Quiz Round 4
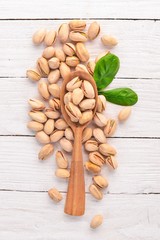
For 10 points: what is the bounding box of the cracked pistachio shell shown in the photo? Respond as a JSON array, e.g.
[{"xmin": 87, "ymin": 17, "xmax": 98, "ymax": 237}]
[
  {"xmin": 104, "ymin": 119, "xmax": 117, "ymax": 137},
  {"xmin": 49, "ymin": 98, "xmax": 60, "ymax": 111},
  {"xmin": 66, "ymin": 76, "xmax": 82, "ymax": 91},
  {"xmin": 87, "ymin": 61, "xmax": 95, "ymax": 75},
  {"xmin": 82, "ymin": 80, "xmax": 95, "ymax": 99},
  {"xmin": 48, "ymin": 84, "xmax": 60, "ymax": 98},
  {"xmin": 60, "ymin": 138, "xmax": 73, "ymax": 152},
  {"xmin": 44, "ymin": 30, "xmax": 57, "ymax": 46},
  {"xmin": 79, "ymin": 99, "xmax": 95, "ymax": 111},
  {"xmin": 48, "ymin": 70, "xmax": 60, "ymax": 84},
  {"xmin": 44, "ymin": 119, "xmax": 55, "ymax": 135},
  {"xmin": 118, "ymin": 107, "xmax": 132, "ymax": 121},
  {"xmin": 55, "ymin": 119, "xmax": 68, "ymax": 130},
  {"xmin": 42, "ymin": 46, "xmax": 55, "ymax": 59},
  {"xmin": 97, "ymin": 95, "xmax": 106, "ymax": 113},
  {"xmin": 75, "ymin": 64, "xmax": 89, "ymax": 73},
  {"xmin": 79, "ymin": 110, "xmax": 93, "ymax": 125},
  {"xmin": 44, "ymin": 109, "xmax": 60, "ymax": 119},
  {"xmin": 63, "ymin": 43, "xmax": 76, "ymax": 57},
  {"xmin": 55, "ymin": 48, "xmax": 66, "ymax": 62},
  {"xmin": 94, "ymin": 112, "xmax": 107, "ymax": 127},
  {"xmin": 93, "ymin": 128, "xmax": 107, "ymax": 143},
  {"xmin": 38, "ymin": 144, "xmax": 54, "ymax": 160},
  {"xmin": 48, "ymin": 57, "xmax": 60, "ymax": 70},
  {"xmin": 56, "ymin": 151, "xmax": 68, "ymax": 169},
  {"xmin": 90, "ymin": 215, "xmax": 103, "ymax": 229},
  {"xmin": 69, "ymin": 20, "xmax": 86, "ymax": 31},
  {"xmin": 65, "ymin": 102, "xmax": 82, "ymax": 121},
  {"xmin": 82, "ymin": 128, "xmax": 92, "ymax": 143},
  {"xmin": 66, "ymin": 56, "xmax": 80, "ymax": 67},
  {"xmin": 32, "ymin": 28, "xmax": 46, "ymax": 45},
  {"xmin": 55, "ymin": 169, "xmax": 70, "ymax": 178},
  {"xmin": 72, "ymin": 88, "xmax": 84, "ymax": 105},
  {"xmin": 89, "ymin": 184, "xmax": 103, "ymax": 200},
  {"xmin": 59, "ymin": 62, "xmax": 71, "ymax": 79},
  {"xmin": 84, "ymin": 139, "xmax": 98, "ymax": 152},
  {"xmin": 27, "ymin": 121, "xmax": 43, "ymax": 132},
  {"xmin": 95, "ymin": 50, "xmax": 109, "ymax": 63},
  {"xmin": 106, "ymin": 155, "xmax": 118, "ymax": 169},
  {"xmin": 50, "ymin": 130, "xmax": 64, "ymax": 142},
  {"xmin": 58, "ymin": 23, "xmax": 69, "ymax": 43},
  {"xmin": 101, "ymin": 35, "xmax": 118, "ymax": 47},
  {"xmin": 89, "ymin": 151, "xmax": 105, "ymax": 166},
  {"xmin": 26, "ymin": 69, "xmax": 41, "ymax": 81},
  {"xmin": 76, "ymin": 43, "xmax": 90, "ymax": 62},
  {"xmin": 38, "ymin": 81, "xmax": 50, "ymax": 100},
  {"xmin": 65, "ymin": 127, "xmax": 74, "ymax": 141},
  {"xmin": 84, "ymin": 161, "xmax": 101, "ymax": 174},
  {"xmin": 28, "ymin": 111, "xmax": 47, "ymax": 123},
  {"xmin": 28, "ymin": 99, "xmax": 45, "ymax": 110},
  {"xmin": 99, "ymin": 143, "xmax": 117, "ymax": 156},
  {"xmin": 37, "ymin": 57, "xmax": 50, "ymax": 76},
  {"xmin": 48, "ymin": 188, "xmax": 63, "ymax": 202},
  {"xmin": 88, "ymin": 21, "xmax": 100, "ymax": 40},
  {"xmin": 93, "ymin": 175, "xmax": 108, "ymax": 189},
  {"xmin": 64, "ymin": 92, "xmax": 72, "ymax": 105},
  {"xmin": 35, "ymin": 131, "xmax": 50, "ymax": 144},
  {"xmin": 69, "ymin": 31, "xmax": 87, "ymax": 42}
]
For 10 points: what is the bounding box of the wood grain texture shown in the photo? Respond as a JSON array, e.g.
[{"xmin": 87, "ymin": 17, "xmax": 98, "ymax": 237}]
[
  {"xmin": 0, "ymin": 191, "xmax": 160, "ymax": 240},
  {"xmin": 0, "ymin": 0, "xmax": 160, "ymax": 19},
  {"xmin": 0, "ymin": 136, "xmax": 159, "ymax": 193},
  {"xmin": 0, "ymin": 20, "xmax": 160, "ymax": 78}
]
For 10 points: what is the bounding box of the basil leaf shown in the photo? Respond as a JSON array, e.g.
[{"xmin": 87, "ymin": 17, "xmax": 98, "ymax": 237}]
[
  {"xmin": 93, "ymin": 53, "xmax": 120, "ymax": 90},
  {"xmin": 99, "ymin": 88, "xmax": 138, "ymax": 106}
]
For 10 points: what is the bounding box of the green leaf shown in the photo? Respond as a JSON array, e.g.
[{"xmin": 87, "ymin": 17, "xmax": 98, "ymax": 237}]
[
  {"xmin": 99, "ymin": 88, "xmax": 138, "ymax": 106},
  {"xmin": 93, "ymin": 52, "xmax": 120, "ymax": 90}
]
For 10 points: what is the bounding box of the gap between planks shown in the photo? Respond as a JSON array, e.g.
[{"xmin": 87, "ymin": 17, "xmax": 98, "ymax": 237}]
[{"xmin": 0, "ymin": 18, "xmax": 159, "ymax": 21}]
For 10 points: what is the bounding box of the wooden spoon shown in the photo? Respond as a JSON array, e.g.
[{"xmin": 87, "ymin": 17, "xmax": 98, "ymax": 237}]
[{"xmin": 60, "ymin": 71, "xmax": 98, "ymax": 216}]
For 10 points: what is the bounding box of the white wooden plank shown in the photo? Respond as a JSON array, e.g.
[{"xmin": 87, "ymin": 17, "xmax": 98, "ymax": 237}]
[
  {"xmin": 0, "ymin": 20, "xmax": 160, "ymax": 78},
  {"xmin": 0, "ymin": 78, "xmax": 159, "ymax": 137},
  {"xmin": 0, "ymin": 191, "xmax": 160, "ymax": 240},
  {"xmin": 0, "ymin": 0, "xmax": 160, "ymax": 19},
  {"xmin": 0, "ymin": 136, "xmax": 159, "ymax": 193}
]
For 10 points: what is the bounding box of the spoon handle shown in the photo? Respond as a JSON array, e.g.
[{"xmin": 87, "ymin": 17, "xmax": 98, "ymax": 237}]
[{"xmin": 64, "ymin": 127, "xmax": 85, "ymax": 216}]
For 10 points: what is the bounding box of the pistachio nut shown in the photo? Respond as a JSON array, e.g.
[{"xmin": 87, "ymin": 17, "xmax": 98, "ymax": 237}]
[
  {"xmin": 44, "ymin": 108, "xmax": 60, "ymax": 119},
  {"xmin": 94, "ymin": 112, "xmax": 107, "ymax": 127},
  {"xmin": 58, "ymin": 23, "xmax": 69, "ymax": 43},
  {"xmin": 66, "ymin": 77, "xmax": 82, "ymax": 91},
  {"xmin": 79, "ymin": 99, "xmax": 95, "ymax": 111},
  {"xmin": 72, "ymin": 88, "xmax": 84, "ymax": 105},
  {"xmin": 88, "ymin": 21, "xmax": 100, "ymax": 40},
  {"xmin": 66, "ymin": 56, "xmax": 80, "ymax": 67},
  {"xmin": 65, "ymin": 102, "xmax": 82, "ymax": 122},
  {"xmin": 79, "ymin": 110, "xmax": 93, "ymax": 125},
  {"xmin": 56, "ymin": 150, "xmax": 68, "ymax": 169},
  {"xmin": 26, "ymin": 69, "xmax": 41, "ymax": 81},
  {"xmin": 55, "ymin": 169, "xmax": 70, "ymax": 178},
  {"xmin": 89, "ymin": 184, "xmax": 103, "ymax": 200},
  {"xmin": 101, "ymin": 35, "xmax": 118, "ymax": 47},
  {"xmin": 48, "ymin": 69, "xmax": 60, "ymax": 84},
  {"xmin": 82, "ymin": 128, "xmax": 92, "ymax": 143},
  {"xmin": 90, "ymin": 215, "xmax": 103, "ymax": 229},
  {"xmin": 65, "ymin": 127, "xmax": 74, "ymax": 141},
  {"xmin": 84, "ymin": 139, "xmax": 98, "ymax": 152},
  {"xmin": 32, "ymin": 28, "xmax": 46, "ymax": 45},
  {"xmin": 93, "ymin": 128, "xmax": 107, "ymax": 143},
  {"xmin": 104, "ymin": 119, "xmax": 117, "ymax": 137},
  {"xmin": 95, "ymin": 51, "xmax": 109, "ymax": 63},
  {"xmin": 99, "ymin": 143, "xmax": 117, "ymax": 156},
  {"xmin": 48, "ymin": 188, "xmax": 63, "ymax": 202},
  {"xmin": 44, "ymin": 30, "xmax": 57, "ymax": 46},
  {"xmin": 50, "ymin": 129, "xmax": 64, "ymax": 142},
  {"xmin": 55, "ymin": 119, "xmax": 68, "ymax": 130},
  {"xmin": 38, "ymin": 81, "xmax": 50, "ymax": 100},
  {"xmin": 60, "ymin": 137, "xmax": 73, "ymax": 152},
  {"xmin": 42, "ymin": 46, "xmax": 55, "ymax": 59},
  {"xmin": 97, "ymin": 95, "xmax": 106, "ymax": 113},
  {"xmin": 48, "ymin": 84, "xmax": 60, "ymax": 98},
  {"xmin": 28, "ymin": 99, "xmax": 45, "ymax": 110},
  {"xmin": 89, "ymin": 151, "xmax": 105, "ymax": 166},
  {"xmin": 59, "ymin": 62, "xmax": 71, "ymax": 79},
  {"xmin": 87, "ymin": 61, "xmax": 95, "ymax": 75},
  {"xmin": 48, "ymin": 57, "xmax": 60, "ymax": 69},
  {"xmin": 37, "ymin": 57, "xmax": 50, "ymax": 76},
  {"xmin": 27, "ymin": 121, "xmax": 44, "ymax": 132},
  {"xmin": 44, "ymin": 119, "xmax": 55, "ymax": 135},
  {"xmin": 62, "ymin": 43, "xmax": 76, "ymax": 57},
  {"xmin": 106, "ymin": 155, "xmax": 118, "ymax": 169},
  {"xmin": 35, "ymin": 131, "xmax": 50, "ymax": 144},
  {"xmin": 93, "ymin": 175, "xmax": 108, "ymax": 189},
  {"xmin": 55, "ymin": 48, "xmax": 66, "ymax": 62},
  {"xmin": 69, "ymin": 20, "xmax": 86, "ymax": 31},
  {"xmin": 64, "ymin": 92, "xmax": 72, "ymax": 105},
  {"xmin": 69, "ymin": 31, "xmax": 87, "ymax": 42},
  {"xmin": 28, "ymin": 111, "xmax": 47, "ymax": 123},
  {"xmin": 38, "ymin": 144, "xmax": 54, "ymax": 160},
  {"xmin": 76, "ymin": 43, "xmax": 90, "ymax": 62},
  {"xmin": 49, "ymin": 98, "xmax": 60, "ymax": 111},
  {"xmin": 84, "ymin": 161, "xmax": 101, "ymax": 173},
  {"xmin": 75, "ymin": 64, "xmax": 89, "ymax": 73},
  {"xmin": 82, "ymin": 80, "xmax": 95, "ymax": 99},
  {"xmin": 118, "ymin": 107, "xmax": 132, "ymax": 121}
]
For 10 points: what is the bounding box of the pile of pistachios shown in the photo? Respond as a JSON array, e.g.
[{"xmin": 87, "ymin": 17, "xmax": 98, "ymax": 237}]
[{"xmin": 27, "ymin": 20, "xmax": 131, "ymax": 229}]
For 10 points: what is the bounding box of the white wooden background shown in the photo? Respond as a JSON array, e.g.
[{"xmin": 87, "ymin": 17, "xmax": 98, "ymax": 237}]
[{"xmin": 0, "ymin": 0, "xmax": 160, "ymax": 239}]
